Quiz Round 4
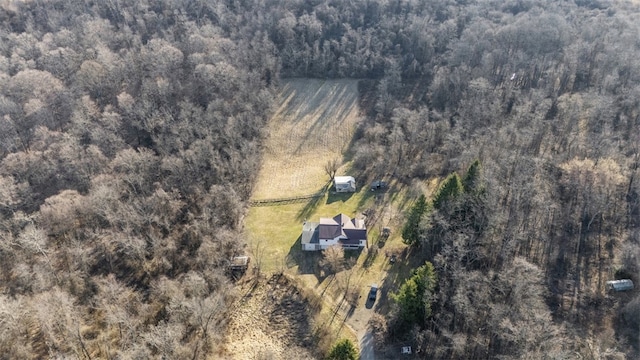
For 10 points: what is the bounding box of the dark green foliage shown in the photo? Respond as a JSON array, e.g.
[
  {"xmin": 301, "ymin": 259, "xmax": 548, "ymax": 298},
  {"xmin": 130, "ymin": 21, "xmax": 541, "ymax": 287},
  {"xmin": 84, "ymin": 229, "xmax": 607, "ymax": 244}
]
[
  {"xmin": 402, "ymin": 194, "xmax": 428, "ymax": 245},
  {"xmin": 327, "ymin": 339, "xmax": 358, "ymax": 360},
  {"xmin": 462, "ymin": 160, "xmax": 482, "ymax": 193},
  {"xmin": 391, "ymin": 262, "xmax": 437, "ymax": 328},
  {"xmin": 420, "ymin": 166, "xmax": 489, "ymax": 264},
  {"xmin": 432, "ymin": 173, "xmax": 464, "ymax": 210}
]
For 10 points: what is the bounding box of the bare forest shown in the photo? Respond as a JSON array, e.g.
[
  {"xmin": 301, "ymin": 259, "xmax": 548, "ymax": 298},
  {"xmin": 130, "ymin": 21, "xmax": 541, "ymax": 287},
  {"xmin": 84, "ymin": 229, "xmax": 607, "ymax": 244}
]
[{"xmin": 0, "ymin": 0, "xmax": 639, "ymax": 359}]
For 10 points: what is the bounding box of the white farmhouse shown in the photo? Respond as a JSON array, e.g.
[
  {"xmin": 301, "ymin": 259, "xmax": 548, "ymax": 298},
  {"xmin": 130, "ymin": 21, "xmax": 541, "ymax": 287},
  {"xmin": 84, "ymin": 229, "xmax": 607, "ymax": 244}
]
[{"xmin": 302, "ymin": 213, "xmax": 367, "ymax": 251}]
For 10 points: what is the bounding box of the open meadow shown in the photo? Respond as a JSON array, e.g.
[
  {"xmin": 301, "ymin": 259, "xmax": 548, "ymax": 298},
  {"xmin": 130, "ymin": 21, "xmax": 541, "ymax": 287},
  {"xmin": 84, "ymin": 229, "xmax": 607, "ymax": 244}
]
[{"xmin": 251, "ymin": 78, "xmax": 361, "ymax": 200}]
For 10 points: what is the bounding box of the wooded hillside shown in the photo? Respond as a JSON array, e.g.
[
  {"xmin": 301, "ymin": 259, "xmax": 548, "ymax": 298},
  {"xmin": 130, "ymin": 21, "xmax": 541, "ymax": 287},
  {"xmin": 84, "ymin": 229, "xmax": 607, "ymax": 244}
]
[
  {"xmin": 1, "ymin": 0, "xmax": 639, "ymax": 358},
  {"xmin": 0, "ymin": 0, "xmax": 277, "ymax": 358}
]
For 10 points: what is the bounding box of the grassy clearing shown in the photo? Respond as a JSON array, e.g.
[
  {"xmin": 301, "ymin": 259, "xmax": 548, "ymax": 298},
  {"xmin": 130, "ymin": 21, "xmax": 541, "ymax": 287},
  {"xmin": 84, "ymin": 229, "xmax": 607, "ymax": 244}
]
[
  {"xmin": 251, "ymin": 79, "xmax": 361, "ymax": 200},
  {"xmin": 242, "ymin": 77, "xmax": 441, "ymax": 355},
  {"xmin": 222, "ymin": 273, "xmax": 356, "ymax": 359},
  {"xmin": 246, "ymin": 188, "xmax": 370, "ymax": 274},
  {"xmin": 246, "ymin": 176, "xmax": 436, "ymax": 323},
  {"xmin": 246, "ymin": 166, "xmax": 433, "ymax": 288}
]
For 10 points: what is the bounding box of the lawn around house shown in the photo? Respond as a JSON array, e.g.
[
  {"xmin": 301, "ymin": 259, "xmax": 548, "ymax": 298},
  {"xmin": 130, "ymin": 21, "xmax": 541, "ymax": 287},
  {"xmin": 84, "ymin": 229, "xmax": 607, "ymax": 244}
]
[
  {"xmin": 244, "ymin": 181, "xmax": 425, "ymax": 341},
  {"xmin": 246, "ymin": 188, "xmax": 368, "ymax": 274},
  {"xmin": 243, "ymin": 78, "xmax": 436, "ymax": 353},
  {"xmin": 245, "ymin": 173, "xmax": 423, "ymax": 293}
]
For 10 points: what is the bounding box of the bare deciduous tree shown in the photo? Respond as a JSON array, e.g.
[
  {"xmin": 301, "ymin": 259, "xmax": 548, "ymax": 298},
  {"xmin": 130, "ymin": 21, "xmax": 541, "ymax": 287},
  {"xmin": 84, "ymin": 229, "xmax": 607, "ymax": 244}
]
[
  {"xmin": 321, "ymin": 245, "xmax": 345, "ymax": 275},
  {"xmin": 324, "ymin": 158, "xmax": 340, "ymax": 181}
]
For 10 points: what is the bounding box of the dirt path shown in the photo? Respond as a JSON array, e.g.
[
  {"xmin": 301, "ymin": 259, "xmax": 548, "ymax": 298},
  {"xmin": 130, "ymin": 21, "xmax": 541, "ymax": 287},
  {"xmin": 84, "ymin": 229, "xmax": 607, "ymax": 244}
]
[{"xmin": 359, "ymin": 331, "xmax": 375, "ymax": 360}]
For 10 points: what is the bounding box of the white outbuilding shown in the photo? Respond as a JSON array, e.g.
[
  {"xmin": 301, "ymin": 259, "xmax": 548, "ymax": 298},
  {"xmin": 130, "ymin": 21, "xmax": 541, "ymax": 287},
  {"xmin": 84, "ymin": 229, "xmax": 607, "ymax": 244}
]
[
  {"xmin": 606, "ymin": 279, "xmax": 634, "ymax": 292},
  {"xmin": 334, "ymin": 176, "xmax": 356, "ymax": 193}
]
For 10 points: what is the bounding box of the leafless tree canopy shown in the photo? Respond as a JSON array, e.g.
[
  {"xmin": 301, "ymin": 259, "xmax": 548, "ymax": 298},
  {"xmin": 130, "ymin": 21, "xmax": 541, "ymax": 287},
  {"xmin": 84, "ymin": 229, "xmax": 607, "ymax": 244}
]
[
  {"xmin": 324, "ymin": 158, "xmax": 340, "ymax": 181},
  {"xmin": 0, "ymin": 0, "xmax": 639, "ymax": 358}
]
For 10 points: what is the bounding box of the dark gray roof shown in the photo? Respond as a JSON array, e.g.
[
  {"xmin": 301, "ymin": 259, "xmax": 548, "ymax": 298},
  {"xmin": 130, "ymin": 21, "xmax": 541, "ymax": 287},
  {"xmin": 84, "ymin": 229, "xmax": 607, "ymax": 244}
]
[
  {"xmin": 319, "ymin": 224, "xmax": 341, "ymax": 239},
  {"xmin": 333, "ymin": 214, "xmax": 352, "ymax": 228},
  {"xmin": 339, "ymin": 237, "xmax": 361, "ymax": 246},
  {"xmin": 343, "ymin": 228, "xmax": 367, "ymax": 241},
  {"xmin": 317, "ymin": 213, "xmax": 367, "ymax": 242}
]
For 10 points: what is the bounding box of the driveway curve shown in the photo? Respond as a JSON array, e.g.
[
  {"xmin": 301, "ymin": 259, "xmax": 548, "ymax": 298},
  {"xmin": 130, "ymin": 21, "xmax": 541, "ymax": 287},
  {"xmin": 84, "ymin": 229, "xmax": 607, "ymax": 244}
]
[{"xmin": 359, "ymin": 330, "xmax": 375, "ymax": 360}]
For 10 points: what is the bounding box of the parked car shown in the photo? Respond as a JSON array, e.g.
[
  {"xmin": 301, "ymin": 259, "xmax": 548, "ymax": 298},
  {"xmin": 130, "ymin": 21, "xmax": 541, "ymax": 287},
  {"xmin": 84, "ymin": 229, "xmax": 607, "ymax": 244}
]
[
  {"xmin": 370, "ymin": 180, "xmax": 388, "ymax": 191},
  {"xmin": 368, "ymin": 284, "xmax": 378, "ymax": 302}
]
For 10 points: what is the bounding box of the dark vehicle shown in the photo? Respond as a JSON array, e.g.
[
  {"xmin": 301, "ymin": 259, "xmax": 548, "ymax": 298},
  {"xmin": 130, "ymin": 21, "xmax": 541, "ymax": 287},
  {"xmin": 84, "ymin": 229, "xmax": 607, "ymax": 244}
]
[
  {"xmin": 369, "ymin": 284, "xmax": 379, "ymax": 302},
  {"xmin": 370, "ymin": 180, "xmax": 388, "ymax": 191}
]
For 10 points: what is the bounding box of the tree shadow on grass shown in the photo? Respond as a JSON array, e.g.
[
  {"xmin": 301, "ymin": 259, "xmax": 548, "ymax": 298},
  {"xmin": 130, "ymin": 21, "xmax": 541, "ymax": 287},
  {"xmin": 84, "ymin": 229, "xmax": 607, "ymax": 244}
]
[
  {"xmin": 344, "ymin": 249, "xmax": 363, "ymax": 268},
  {"xmin": 296, "ymin": 182, "xmax": 332, "ymax": 222},
  {"xmin": 297, "ymin": 194, "xmax": 326, "ymax": 222},
  {"xmin": 363, "ymin": 246, "xmax": 379, "ymax": 269},
  {"xmin": 285, "ymin": 235, "xmax": 326, "ymax": 281},
  {"xmin": 326, "ymin": 190, "xmax": 355, "ymax": 204},
  {"xmin": 357, "ymin": 186, "xmax": 378, "ymax": 209},
  {"xmin": 376, "ymin": 246, "xmax": 423, "ymax": 313}
]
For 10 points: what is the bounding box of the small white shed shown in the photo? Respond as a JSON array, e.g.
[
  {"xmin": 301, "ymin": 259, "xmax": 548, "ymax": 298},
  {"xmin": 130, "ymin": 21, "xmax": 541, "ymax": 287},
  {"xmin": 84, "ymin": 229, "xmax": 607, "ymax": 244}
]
[
  {"xmin": 606, "ymin": 279, "xmax": 634, "ymax": 292},
  {"xmin": 334, "ymin": 176, "xmax": 356, "ymax": 193}
]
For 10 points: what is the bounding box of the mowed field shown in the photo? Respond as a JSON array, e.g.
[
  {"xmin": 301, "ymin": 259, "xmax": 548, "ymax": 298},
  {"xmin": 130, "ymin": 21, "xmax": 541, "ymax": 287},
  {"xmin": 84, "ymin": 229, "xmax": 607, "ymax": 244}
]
[
  {"xmin": 246, "ymin": 78, "xmax": 365, "ymax": 274},
  {"xmin": 251, "ymin": 78, "xmax": 361, "ymax": 200}
]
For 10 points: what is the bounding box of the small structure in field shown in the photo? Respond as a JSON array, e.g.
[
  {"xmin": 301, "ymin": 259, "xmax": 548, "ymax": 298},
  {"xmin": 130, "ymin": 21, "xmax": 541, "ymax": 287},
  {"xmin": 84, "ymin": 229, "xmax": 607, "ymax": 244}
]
[
  {"xmin": 606, "ymin": 279, "xmax": 634, "ymax": 292},
  {"xmin": 401, "ymin": 346, "xmax": 412, "ymax": 355},
  {"xmin": 334, "ymin": 176, "xmax": 356, "ymax": 193},
  {"xmin": 302, "ymin": 213, "xmax": 367, "ymax": 251},
  {"xmin": 229, "ymin": 256, "xmax": 250, "ymax": 271}
]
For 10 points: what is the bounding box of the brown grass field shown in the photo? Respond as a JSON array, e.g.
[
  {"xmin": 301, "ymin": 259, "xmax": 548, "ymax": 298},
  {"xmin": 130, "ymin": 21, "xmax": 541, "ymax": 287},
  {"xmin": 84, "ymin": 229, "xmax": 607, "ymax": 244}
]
[{"xmin": 251, "ymin": 78, "xmax": 362, "ymax": 200}]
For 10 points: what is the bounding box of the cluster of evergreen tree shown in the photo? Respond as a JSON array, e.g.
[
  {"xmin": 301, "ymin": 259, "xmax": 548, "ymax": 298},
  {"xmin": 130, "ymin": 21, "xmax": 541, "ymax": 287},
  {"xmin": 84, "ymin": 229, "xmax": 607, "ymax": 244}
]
[{"xmin": 391, "ymin": 261, "xmax": 438, "ymax": 329}]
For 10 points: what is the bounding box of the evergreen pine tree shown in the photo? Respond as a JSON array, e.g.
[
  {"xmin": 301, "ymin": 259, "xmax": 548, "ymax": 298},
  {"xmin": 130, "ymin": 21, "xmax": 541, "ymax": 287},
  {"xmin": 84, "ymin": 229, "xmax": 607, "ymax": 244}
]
[
  {"xmin": 462, "ymin": 159, "xmax": 482, "ymax": 193},
  {"xmin": 391, "ymin": 262, "xmax": 438, "ymax": 327},
  {"xmin": 401, "ymin": 194, "xmax": 428, "ymax": 245},
  {"xmin": 327, "ymin": 339, "xmax": 359, "ymax": 360},
  {"xmin": 432, "ymin": 173, "xmax": 463, "ymax": 209}
]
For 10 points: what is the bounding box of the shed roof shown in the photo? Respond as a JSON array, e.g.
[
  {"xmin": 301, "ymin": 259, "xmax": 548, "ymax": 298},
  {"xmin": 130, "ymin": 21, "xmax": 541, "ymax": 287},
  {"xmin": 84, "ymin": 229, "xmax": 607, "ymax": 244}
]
[
  {"xmin": 229, "ymin": 256, "xmax": 250, "ymax": 269},
  {"xmin": 334, "ymin": 176, "xmax": 355, "ymax": 184},
  {"xmin": 606, "ymin": 279, "xmax": 634, "ymax": 291}
]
